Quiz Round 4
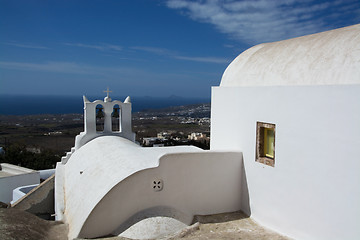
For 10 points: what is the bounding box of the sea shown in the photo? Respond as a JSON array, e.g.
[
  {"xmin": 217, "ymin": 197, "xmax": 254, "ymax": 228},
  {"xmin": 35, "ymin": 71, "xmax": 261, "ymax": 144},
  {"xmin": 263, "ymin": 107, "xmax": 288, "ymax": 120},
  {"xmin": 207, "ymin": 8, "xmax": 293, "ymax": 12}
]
[{"xmin": 0, "ymin": 95, "xmax": 210, "ymax": 115}]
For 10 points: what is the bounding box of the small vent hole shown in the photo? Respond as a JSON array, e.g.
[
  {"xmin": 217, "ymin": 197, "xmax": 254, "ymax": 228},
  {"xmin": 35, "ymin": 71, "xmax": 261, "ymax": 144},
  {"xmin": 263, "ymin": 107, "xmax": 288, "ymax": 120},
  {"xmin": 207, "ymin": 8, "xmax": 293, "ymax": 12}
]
[{"xmin": 151, "ymin": 179, "xmax": 163, "ymax": 192}]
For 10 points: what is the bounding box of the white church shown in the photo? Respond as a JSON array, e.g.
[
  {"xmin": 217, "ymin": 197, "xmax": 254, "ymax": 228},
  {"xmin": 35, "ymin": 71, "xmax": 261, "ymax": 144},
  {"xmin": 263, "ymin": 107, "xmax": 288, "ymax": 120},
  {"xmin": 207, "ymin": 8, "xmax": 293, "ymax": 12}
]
[{"xmin": 53, "ymin": 24, "xmax": 360, "ymax": 239}]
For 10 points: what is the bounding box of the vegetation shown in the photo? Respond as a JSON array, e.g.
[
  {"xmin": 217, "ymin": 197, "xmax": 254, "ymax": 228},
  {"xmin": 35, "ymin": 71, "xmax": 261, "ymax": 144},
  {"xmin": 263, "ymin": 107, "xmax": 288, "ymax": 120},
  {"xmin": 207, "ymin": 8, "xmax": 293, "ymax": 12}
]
[{"xmin": 0, "ymin": 143, "xmax": 60, "ymax": 170}]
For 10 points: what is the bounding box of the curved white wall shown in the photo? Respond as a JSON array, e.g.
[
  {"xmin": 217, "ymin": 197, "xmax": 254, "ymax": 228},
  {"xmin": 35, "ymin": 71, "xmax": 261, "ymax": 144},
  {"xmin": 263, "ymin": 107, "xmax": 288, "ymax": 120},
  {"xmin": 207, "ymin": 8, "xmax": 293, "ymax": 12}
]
[
  {"xmin": 221, "ymin": 24, "xmax": 360, "ymax": 87},
  {"xmin": 79, "ymin": 152, "xmax": 243, "ymax": 238},
  {"xmin": 211, "ymin": 84, "xmax": 360, "ymax": 240},
  {"xmin": 56, "ymin": 136, "xmax": 243, "ymax": 239}
]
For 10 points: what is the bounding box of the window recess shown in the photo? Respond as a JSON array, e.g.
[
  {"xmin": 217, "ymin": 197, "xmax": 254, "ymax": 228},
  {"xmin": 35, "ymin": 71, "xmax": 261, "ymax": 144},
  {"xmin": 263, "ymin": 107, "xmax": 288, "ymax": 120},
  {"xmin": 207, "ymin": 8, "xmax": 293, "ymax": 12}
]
[{"xmin": 256, "ymin": 122, "xmax": 276, "ymax": 167}]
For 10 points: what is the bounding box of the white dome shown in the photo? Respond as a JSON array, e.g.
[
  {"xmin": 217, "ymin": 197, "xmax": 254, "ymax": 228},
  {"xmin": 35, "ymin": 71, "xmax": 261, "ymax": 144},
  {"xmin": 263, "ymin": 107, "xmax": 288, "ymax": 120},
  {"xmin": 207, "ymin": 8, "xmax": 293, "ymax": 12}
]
[{"xmin": 220, "ymin": 24, "xmax": 360, "ymax": 87}]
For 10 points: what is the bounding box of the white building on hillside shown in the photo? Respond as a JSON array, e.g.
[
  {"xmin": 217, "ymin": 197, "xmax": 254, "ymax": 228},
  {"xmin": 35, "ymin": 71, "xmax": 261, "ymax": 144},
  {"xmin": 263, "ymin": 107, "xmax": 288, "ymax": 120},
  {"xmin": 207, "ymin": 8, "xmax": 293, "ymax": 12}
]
[
  {"xmin": 211, "ymin": 24, "xmax": 360, "ymax": 240},
  {"xmin": 188, "ymin": 132, "xmax": 207, "ymax": 141},
  {"xmin": 55, "ymin": 94, "xmax": 242, "ymax": 239},
  {"xmin": 54, "ymin": 24, "xmax": 360, "ymax": 240}
]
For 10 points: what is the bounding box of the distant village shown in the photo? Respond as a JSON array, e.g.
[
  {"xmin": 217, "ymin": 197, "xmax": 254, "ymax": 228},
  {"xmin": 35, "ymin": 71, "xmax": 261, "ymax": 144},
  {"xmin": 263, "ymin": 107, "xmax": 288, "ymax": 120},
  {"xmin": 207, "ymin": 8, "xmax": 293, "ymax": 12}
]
[
  {"xmin": 133, "ymin": 103, "xmax": 210, "ymax": 149},
  {"xmin": 141, "ymin": 131, "xmax": 209, "ymax": 148}
]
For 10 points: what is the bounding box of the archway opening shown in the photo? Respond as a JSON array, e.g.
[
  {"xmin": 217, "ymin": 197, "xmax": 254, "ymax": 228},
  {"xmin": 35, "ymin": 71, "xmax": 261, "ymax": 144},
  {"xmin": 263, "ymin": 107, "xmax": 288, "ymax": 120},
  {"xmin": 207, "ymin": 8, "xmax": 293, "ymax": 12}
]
[
  {"xmin": 119, "ymin": 216, "xmax": 188, "ymax": 239},
  {"xmin": 96, "ymin": 104, "xmax": 104, "ymax": 132},
  {"xmin": 108, "ymin": 206, "xmax": 192, "ymax": 237},
  {"xmin": 112, "ymin": 104, "xmax": 121, "ymax": 132}
]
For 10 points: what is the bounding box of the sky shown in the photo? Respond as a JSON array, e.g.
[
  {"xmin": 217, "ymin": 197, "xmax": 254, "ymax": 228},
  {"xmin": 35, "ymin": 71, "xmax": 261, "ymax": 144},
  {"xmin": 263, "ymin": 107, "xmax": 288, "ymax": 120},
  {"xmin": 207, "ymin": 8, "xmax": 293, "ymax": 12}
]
[{"xmin": 0, "ymin": 0, "xmax": 359, "ymax": 98}]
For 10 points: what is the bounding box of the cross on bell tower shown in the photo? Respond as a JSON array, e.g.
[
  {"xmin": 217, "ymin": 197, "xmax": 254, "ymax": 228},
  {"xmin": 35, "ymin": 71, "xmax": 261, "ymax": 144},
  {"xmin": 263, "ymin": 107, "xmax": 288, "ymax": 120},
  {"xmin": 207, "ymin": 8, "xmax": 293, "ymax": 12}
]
[{"xmin": 103, "ymin": 87, "xmax": 112, "ymax": 102}]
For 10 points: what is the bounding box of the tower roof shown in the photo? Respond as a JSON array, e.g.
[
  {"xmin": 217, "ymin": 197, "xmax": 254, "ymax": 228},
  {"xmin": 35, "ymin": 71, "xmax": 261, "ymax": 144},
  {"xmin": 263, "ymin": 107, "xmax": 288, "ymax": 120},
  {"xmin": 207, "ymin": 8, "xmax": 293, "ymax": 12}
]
[{"xmin": 220, "ymin": 24, "xmax": 360, "ymax": 87}]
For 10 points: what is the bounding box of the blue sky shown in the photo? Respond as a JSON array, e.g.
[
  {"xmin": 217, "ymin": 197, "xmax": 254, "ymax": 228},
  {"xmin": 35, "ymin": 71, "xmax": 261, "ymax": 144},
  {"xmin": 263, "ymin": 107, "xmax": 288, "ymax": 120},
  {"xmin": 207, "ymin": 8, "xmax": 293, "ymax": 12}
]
[{"xmin": 1, "ymin": 0, "xmax": 359, "ymax": 98}]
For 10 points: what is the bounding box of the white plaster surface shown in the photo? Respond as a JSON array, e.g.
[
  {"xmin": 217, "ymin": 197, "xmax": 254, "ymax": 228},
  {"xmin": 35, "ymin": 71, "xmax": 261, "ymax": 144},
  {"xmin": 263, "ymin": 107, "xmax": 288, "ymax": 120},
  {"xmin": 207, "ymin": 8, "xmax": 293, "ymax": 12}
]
[
  {"xmin": 211, "ymin": 84, "xmax": 360, "ymax": 240},
  {"xmin": 11, "ymin": 184, "xmax": 39, "ymax": 204},
  {"xmin": 221, "ymin": 24, "xmax": 360, "ymax": 87},
  {"xmin": 54, "ymin": 162, "xmax": 65, "ymax": 220},
  {"xmin": 38, "ymin": 169, "xmax": 55, "ymax": 180},
  {"xmin": 0, "ymin": 163, "xmax": 40, "ymax": 204},
  {"xmin": 213, "ymin": 25, "xmax": 360, "ymax": 239},
  {"xmin": 56, "ymin": 136, "xmax": 242, "ymax": 239}
]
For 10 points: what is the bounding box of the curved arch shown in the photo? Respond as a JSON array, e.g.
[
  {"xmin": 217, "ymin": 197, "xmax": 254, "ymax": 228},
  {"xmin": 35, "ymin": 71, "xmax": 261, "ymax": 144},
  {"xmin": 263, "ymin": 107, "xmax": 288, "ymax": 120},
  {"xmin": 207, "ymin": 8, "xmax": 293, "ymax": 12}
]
[
  {"xmin": 111, "ymin": 206, "xmax": 191, "ymax": 236},
  {"xmin": 111, "ymin": 104, "xmax": 121, "ymax": 132},
  {"xmin": 65, "ymin": 148, "xmax": 241, "ymax": 239},
  {"xmin": 77, "ymin": 166, "xmax": 194, "ymax": 238},
  {"xmin": 80, "ymin": 204, "xmax": 191, "ymax": 238},
  {"xmin": 95, "ymin": 104, "xmax": 104, "ymax": 132}
]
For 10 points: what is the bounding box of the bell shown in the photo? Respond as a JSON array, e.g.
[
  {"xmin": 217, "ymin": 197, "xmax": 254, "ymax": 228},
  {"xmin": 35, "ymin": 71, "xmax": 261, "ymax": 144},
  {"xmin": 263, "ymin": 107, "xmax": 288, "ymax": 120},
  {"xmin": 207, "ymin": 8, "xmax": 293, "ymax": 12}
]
[
  {"xmin": 112, "ymin": 106, "xmax": 120, "ymax": 118},
  {"xmin": 96, "ymin": 106, "xmax": 104, "ymax": 119}
]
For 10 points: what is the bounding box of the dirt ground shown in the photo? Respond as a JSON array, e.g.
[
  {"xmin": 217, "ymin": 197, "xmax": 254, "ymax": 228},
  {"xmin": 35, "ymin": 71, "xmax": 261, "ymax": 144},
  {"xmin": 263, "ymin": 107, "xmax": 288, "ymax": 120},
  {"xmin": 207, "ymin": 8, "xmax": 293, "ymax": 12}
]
[
  {"xmin": 167, "ymin": 211, "xmax": 290, "ymax": 240},
  {"xmin": 0, "ymin": 207, "xmax": 67, "ymax": 240},
  {"xmin": 0, "ymin": 207, "xmax": 289, "ymax": 240}
]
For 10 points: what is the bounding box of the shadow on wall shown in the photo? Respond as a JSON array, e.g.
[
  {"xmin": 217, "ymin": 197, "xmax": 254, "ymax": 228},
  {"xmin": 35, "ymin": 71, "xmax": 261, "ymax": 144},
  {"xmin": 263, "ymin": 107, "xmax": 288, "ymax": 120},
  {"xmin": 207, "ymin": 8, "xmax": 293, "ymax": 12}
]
[
  {"xmin": 116, "ymin": 154, "xmax": 252, "ymax": 229},
  {"xmin": 192, "ymin": 156, "xmax": 251, "ymax": 223},
  {"xmin": 11, "ymin": 175, "xmax": 55, "ymax": 220},
  {"xmin": 76, "ymin": 151, "xmax": 244, "ymax": 239},
  {"xmin": 240, "ymin": 157, "xmax": 251, "ymax": 216}
]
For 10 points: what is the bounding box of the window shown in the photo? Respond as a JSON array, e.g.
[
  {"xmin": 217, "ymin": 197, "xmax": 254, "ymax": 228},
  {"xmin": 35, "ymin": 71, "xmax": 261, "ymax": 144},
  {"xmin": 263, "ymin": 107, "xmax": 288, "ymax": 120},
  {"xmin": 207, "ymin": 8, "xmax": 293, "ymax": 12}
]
[{"xmin": 256, "ymin": 122, "xmax": 276, "ymax": 167}]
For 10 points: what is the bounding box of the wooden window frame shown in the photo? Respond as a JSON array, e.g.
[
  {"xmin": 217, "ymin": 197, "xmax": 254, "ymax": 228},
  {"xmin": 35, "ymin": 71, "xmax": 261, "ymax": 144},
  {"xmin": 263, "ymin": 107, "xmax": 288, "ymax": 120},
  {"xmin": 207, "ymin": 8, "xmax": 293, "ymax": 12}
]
[{"xmin": 256, "ymin": 122, "xmax": 276, "ymax": 167}]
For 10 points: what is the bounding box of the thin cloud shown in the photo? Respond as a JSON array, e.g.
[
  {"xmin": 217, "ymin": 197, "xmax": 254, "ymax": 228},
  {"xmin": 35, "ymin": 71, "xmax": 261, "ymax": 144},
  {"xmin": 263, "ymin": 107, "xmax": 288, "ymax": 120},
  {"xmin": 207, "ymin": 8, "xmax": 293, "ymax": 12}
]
[
  {"xmin": 166, "ymin": 0, "xmax": 360, "ymax": 44},
  {"xmin": 130, "ymin": 46, "xmax": 175, "ymax": 56},
  {"xmin": 0, "ymin": 61, "xmax": 95, "ymax": 74},
  {"xmin": 2, "ymin": 42, "xmax": 49, "ymax": 49},
  {"xmin": 174, "ymin": 55, "xmax": 230, "ymax": 64},
  {"xmin": 0, "ymin": 61, "xmax": 160, "ymax": 79},
  {"xmin": 132, "ymin": 45, "xmax": 229, "ymax": 64},
  {"xmin": 223, "ymin": 44, "xmax": 235, "ymax": 48},
  {"xmin": 64, "ymin": 43, "xmax": 122, "ymax": 51},
  {"xmin": 0, "ymin": 61, "xmax": 138, "ymax": 76}
]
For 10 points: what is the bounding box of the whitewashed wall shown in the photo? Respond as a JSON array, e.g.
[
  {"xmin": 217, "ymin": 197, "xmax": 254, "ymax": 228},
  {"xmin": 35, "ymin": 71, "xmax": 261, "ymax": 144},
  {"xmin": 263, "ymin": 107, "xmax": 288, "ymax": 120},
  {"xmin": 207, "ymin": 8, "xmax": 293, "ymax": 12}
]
[
  {"xmin": 211, "ymin": 84, "xmax": 360, "ymax": 240},
  {"xmin": 79, "ymin": 151, "xmax": 243, "ymax": 238},
  {"xmin": 0, "ymin": 172, "xmax": 39, "ymax": 204},
  {"xmin": 11, "ymin": 184, "xmax": 39, "ymax": 204},
  {"xmin": 56, "ymin": 136, "xmax": 243, "ymax": 239}
]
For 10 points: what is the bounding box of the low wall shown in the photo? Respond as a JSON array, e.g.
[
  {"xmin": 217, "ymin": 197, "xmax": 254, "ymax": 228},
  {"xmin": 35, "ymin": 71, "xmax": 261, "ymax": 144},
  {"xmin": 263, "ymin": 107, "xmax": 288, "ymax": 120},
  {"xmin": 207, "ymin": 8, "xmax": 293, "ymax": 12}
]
[
  {"xmin": 0, "ymin": 164, "xmax": 39, "ymax": 204},
  {"xmin": 11, "ymin": 184, "xmax": 39, "ymax": 204},
  {"xmin": 12, "ymin": 175, "xmax": 55, "ymax": 219},
  {"xmin": 78, "ymin": 151, "xmax": 243, "ymax": 238},
  {"xmin": 39, "ymin": 169, "xmax": 55, "ymax": 180}
]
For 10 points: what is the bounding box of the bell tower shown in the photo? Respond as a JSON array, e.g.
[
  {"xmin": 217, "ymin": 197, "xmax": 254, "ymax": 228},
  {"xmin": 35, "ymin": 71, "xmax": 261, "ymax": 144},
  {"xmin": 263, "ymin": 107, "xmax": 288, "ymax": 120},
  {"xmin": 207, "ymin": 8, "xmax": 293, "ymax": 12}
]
[
  {"xmin": 61, "ymin": 89, "xmax": 136, "ymax": 164},
  {"xmin": 77, "ymin": 88, "xmax": 135, "ymax": 149}
]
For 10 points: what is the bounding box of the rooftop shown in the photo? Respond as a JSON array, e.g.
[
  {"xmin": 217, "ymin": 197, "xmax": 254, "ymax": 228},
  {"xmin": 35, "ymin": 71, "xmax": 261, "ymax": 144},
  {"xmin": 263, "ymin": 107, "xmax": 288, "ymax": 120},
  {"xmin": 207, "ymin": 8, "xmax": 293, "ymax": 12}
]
[
  {"xmin": 221, "ymin": 24, "xmax": 360, "ymax": 87},
  {"xmin": 0, "ymin": 163, "xmax": 36, "ymax": 178}
]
